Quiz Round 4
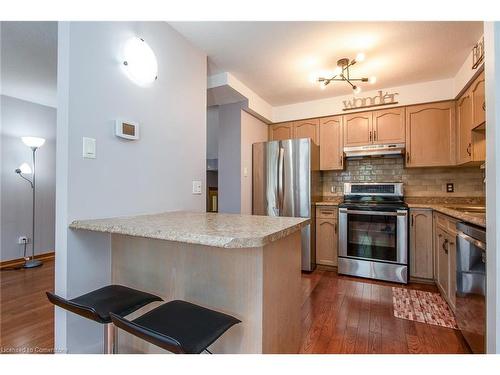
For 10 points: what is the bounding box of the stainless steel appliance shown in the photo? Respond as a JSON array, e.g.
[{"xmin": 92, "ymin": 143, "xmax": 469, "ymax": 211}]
[
  {"xmin": 252, "ymin": 138, "xmax": 320, "ymax": 271},
  {"xmin": 456, "ymin": 221, "xmax": 486, "ymax": 354},
  {"xmin": 338, "ymin": 182, "xmax": 409, "ymax": 283},
  {"xmin": 344, "ymin": 143, "xmax": 405, "ymax": 158}
]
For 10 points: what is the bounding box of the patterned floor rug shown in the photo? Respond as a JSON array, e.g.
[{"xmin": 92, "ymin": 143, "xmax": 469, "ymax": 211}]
[{"xmin": 392, "ymin": 287, "xmax": 458, "ymax": 329}]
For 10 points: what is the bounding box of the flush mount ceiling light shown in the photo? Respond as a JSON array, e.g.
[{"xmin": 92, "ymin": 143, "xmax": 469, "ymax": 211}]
[
  {"xmin": 315, "ymin": 52, "xmax": 376, "ymax": 95},
  {"xmin": 122, "ymin": 37, "xmax": 158, "ymax": 86}
]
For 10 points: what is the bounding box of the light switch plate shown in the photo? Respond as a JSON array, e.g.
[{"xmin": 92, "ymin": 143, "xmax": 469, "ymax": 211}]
[
  {"xmin": 243, "ymin": 167, "xmax": 248, "ymax": 177},
  {"xmin": 192, "ymin": 180, "xmax": 202, "ymax": 195},
  {"xmin": 83, "ymin": 137, "xmax": 96, "ymax": 159}
]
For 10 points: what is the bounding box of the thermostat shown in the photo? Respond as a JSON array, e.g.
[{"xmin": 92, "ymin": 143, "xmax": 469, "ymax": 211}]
[{"xmin": 115, "ymin": 120, "xmax": 139, "ymax": 140}]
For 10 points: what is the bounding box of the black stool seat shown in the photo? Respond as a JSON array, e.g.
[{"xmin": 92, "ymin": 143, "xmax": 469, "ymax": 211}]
[
  {"xmin": 46, "ymin": 285, "xmax": 163, "ymax": 324},
  {"xmin": 110, "ymin": 300, "xmax": 241, "ymax": 354}
]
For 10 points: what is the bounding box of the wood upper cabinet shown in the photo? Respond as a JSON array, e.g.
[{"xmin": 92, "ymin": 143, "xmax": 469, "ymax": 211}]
[
  {"xmin": 269, "ymin": 122, "xmax": 293, "ymax": 141},
  {"xmin": 372, "ymin": 108, "xmax": 405, "ymax": 144},
  {"xmin": 316, "ymin": 206, "xmax": 338, "ymax": 267},
  {"xmin": 343, "ymin": 112, "xmax": 372, "ymax": 147},
  {"xmin": 409, "ymin": 209, "xmax": 433, "ymax": 280},
  {"xmin": 471, "ymin": 71, "xmax": 486, "ymax": 128},
  {"xmin": 456, "ymin": 92, "xmax": 473, "ymax": 165},
  {"xmin": 405, "ymin": 101, "xmax": 456, "ymax": 167},
  {"xmin": 319, "ymin": 116, "xmax": 343, "ymax": 170},
  {"xmin": 293, "ymin": 119, "xmax": 319, "ymax": 144}
]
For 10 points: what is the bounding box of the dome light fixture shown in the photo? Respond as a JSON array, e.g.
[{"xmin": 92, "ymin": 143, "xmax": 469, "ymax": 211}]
[
  {"xmin": 315, "ymin": 52, "xmax": 376, "ymax": 94},
  {"xmin": 122, "ymin": 37, "xmax": 158, "ymax": 86}
]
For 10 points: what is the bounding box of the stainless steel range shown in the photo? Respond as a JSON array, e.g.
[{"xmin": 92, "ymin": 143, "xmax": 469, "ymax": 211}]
[{"xmin": 338, "ymin": 182, "xmax": 409, "ymax": 283}]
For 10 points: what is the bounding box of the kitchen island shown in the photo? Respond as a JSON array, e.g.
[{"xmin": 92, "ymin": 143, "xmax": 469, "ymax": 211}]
[{"xmin": 70, "ymin": 211, "xmax": 309, "ymax": 354}]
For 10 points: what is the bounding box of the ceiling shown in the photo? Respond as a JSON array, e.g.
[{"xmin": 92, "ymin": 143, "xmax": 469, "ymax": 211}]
[
  {"xmin": 1, "ymin": 21, "xmax": 58, "ymax": 108},
  {"xmin": 170, "ymin": 21, "xmax": 483, "ymax": 106}
]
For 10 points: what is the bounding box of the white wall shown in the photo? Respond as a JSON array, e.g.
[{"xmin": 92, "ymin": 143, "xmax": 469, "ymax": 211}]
[
  {"xmin": 272, "ymin": 78, "xmax": 455, "ymax": 122},
  {"xmin": 240, "ymin": 110, "xmax": 267, "ymax": 215},
  {"xmin": 0, "ymin": 95, "xmax": 56, "ymax": 261},
  {"xmin": 56, "ymin": 21, "xmax": 206, "ymax": 353},
  {"xmin": 484, "ymin": 21, "xmax": 500, "ymax": 354}
]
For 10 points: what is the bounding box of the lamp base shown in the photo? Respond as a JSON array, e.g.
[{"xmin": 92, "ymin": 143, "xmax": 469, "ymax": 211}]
[{"xmin": 24, "ymin": 259, "xmax": 43, "ymax": 268}]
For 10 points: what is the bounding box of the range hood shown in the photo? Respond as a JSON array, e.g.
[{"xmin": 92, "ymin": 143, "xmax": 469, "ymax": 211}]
[{"xmin": 344, "ymin": 143, "xmax": 405, "ymax": 159}]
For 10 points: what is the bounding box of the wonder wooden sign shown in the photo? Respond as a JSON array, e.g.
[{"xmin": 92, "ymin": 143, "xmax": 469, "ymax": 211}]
[{"xmin": 343, "ymin": 90, "xmax": 399, "ymax": 111}]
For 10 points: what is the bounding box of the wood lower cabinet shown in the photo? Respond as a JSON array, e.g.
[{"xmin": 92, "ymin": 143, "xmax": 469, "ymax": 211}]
[
  {"xmin": 372, "ymin": 107, "xmax": 405, "ymax": 144},
  {"xmin": 269, "ymin": 122, "xmax": 293, "ymax": 141},
  {"xmin": 433, "ymin": 212, "xmax": 458, "ymax": 311},
  {"xmin": 409, "ymin": 208, "xmax": 433, "ymax": 280},
  {"xmin": 293, "ymin": 119, "xmax": 319, "ymax": 144},
  {"xmin": 343, "ymin": 112, "xmax": 372, "ymax": 147},
  {"xmin": 319, "ymin": 116, "xmax": 343, "ymax": 170},
  {"xmin": 316, "ymin": 206, "xmax": 338, "ymax": 267},
  {"xmin": 405, "ymin": 101, "xmax": 456, "ymax": 167},
  {"xmin": 471, "ymin": 71, "xmax": 485, "ymax": 128}
]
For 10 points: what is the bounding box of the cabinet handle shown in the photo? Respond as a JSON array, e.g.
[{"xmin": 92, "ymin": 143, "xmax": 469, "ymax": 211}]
[
  {"xmin": 467, "ymin": 143, "xmax": 472, "ymax": 157},
  {"xmin": 483, "ymin": 102, "xmax": 486, "ymax": 111},
  {"xmin": 443, "ymin": 239, "xmax": 449, "ymax": 254},
  {"xmin": 406, "ymin": 151, "xmax": 410, "ymax": 163},
  {"xmin": 340, "ymin": 156, "xmax": 343, "ymax": 167},
  {"xmin": 369, "ymin": 131, "xmax": 372, "ymax": 142},
  {"xmin": 334, "ymin": 222, "xmax": 337, "ymax": 234},
  {"xmin": 374, "ymin": 131, "xmax": 377, "ymax": 141},
  {"xmin": 411, "ymin": 214, "xmax": 414, "ymax": 226}
]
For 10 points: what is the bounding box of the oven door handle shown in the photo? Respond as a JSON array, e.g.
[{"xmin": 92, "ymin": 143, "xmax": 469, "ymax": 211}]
[{"xmin": 339, "ymin": 209, "xmax": 407, "ymax": 216}]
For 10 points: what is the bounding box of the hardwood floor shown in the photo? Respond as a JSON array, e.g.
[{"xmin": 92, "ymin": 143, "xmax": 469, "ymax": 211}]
[
  {"xmin": 0, "ymin": 259, "xmax": 470, "ymax": 354},
  {"xmin": 0, "ymin": 259, "xmax": 54, "ymax": 354},
  {"xmin": 299, "ymin": 269, "xmax": 471, "ymax": 354}
]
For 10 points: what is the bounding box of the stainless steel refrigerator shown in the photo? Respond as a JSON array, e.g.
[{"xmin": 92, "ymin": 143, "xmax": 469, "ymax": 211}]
[{"xmin": 252, "ymin": 138, "xmax": 320, "ymax": 271}]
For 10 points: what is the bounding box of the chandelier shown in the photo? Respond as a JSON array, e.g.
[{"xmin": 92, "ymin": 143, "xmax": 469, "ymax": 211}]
[{"xmin": 316, "ymin": 52, "xmax": 376, "ymax": 94}]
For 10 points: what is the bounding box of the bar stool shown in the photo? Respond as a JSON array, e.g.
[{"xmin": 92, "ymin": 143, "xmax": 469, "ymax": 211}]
[
  {"xmin": 110, "ymin": 300, "xmax": 241, "ymax": 354},
  {"xmin": 46, "ymin": 285, "xmax": 162, "ymax": 353}
]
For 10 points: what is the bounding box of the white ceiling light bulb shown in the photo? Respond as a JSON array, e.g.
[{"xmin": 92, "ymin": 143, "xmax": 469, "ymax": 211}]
[
  {"xmin": 369, "ymin": 76, "xmax": 377, "ymax": 84},
  {"xmin": 18, "ymin": 163, "xmax": 32, "ymax": 174},
  {"xmin": 333, "ymin": 66, "xmax": 342, "ymax": 76},
  {"xmin": 320, "ymin": 82, "xmax": 327, "ymax": 90},
  {"xmin": 355, "ymin": 52, "xmax": 366, "ymax": 62},
  {"xmin": 353, "ymin": 86, "xmax": 362, "ymax": 95},
  {"xmin": 122, "ymin": 37, "xmax": 158, "ymax": 86},
  {"xmin": 21, "ymin": 137, "xmax": 45, "ymax": 149}
]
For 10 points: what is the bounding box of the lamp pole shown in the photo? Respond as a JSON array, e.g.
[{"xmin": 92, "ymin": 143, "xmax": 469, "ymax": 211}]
[{"xmin": 24, "ymin": 146, "xmax": 43, "ymax": 268}]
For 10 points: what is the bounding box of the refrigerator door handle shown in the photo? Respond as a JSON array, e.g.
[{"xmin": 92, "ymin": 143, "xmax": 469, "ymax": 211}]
[{"xmin": 277, "ymin": 146, "xmax": 285, "ymax": 215}]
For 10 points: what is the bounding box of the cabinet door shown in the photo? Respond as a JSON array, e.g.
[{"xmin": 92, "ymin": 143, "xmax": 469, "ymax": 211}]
[
  {"xmin": 343, "ymin": 112, "xmax": 372, "ymax": 147},
  {"xmin": 405, "ymin": 101, "xmax": 456, "ymax": 167},
  {"xmin": 372, "ymin": 108, "xmax": 405, "ymax": 144},
  {"xmin": 269, "ymin": 122, "xmax": 293, "ymax": 141},
  {"xmin": 471, "ymin": 71, "xmax": 485, "ymax": 128},
  {"xmin": 319, "ymin": 116, "xmax": 343, "ymax": 170},
  {"xmin": 436, "ymin": 228, "xmax": 449, "ymax": 297},
  {"xmin": 409, "ymin": 209, "xmax": 433, "ymax": 279},
  {"xmin": 456, "ymin": 92, "xmax": 473, "ymax": 165},
  {"xmin": 316, "ymin": 217, "xmax": 338, "ymax": 266},
  {"xmin": 448, "ymin": 234, "xmax": 457, "ymax": 311},
  {"xmin": 293, "ymin": 119, "xmax": 319, "ymax": 144}
]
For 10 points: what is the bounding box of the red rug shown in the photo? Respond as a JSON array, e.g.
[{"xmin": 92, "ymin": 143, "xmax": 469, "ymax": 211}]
[{"xmin": 392, "ymin": 287, "xmax": 458, "ymax": 329}]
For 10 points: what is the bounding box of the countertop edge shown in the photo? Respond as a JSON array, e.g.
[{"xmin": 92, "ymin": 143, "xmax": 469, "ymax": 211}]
[
  {"xmin": 69, "ymin": 216, "xmax": 310, "ymax": 249},
  {"xmin": 407, "ymin": 204, "xmax": 486, "ymax": 228}
]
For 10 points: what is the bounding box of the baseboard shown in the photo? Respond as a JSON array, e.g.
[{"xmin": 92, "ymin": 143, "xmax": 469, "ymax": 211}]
[{"xmin": 0, "ymin": 251, "xmax": 55, "ymax": 269}]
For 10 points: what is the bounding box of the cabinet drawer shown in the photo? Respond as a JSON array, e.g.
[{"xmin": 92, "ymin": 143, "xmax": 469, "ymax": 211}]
[
  {"xmin": 316, "ymin": 206, "xmax": 338, "ymax": 218},
  {"xmin": 435, "ymin": 212, "xmax": 458, "ymax": 235}
]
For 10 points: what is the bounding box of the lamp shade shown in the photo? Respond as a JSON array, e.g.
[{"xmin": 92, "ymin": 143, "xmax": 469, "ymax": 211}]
[
  {"xmin": 18, "ymin": 162, "xmax": 32, "ymax": 174},
  {"xmin": 22, "ymin": 136, "xmax": 46, "ymax": 148},
  {"xmin": 122, "ymin": 37, "xmax": 158, "ymax": 86}
]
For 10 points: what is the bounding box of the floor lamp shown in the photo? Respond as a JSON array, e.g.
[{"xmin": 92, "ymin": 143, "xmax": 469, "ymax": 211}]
[{"xmin": 15, "ymin": 136, "xmax": 46, "ymax": 268}]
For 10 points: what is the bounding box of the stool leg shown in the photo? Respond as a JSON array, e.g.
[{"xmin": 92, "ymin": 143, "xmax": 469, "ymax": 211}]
[{"xmin": 103, "ymin": 323, "xmax": 117, "ymax": 354}]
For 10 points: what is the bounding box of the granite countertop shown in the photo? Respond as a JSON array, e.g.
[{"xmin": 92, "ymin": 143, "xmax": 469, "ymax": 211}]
[
  {"xmin": 407, "ymin": 203, "xmax": 485, "ymax": 228},
  {"xmin": 70, "ymin": 211, "xmax": 310, "ymax": 249},
  {"xmin": 315, "ymin": 197, "xmax": 343, "ymax": 206}
]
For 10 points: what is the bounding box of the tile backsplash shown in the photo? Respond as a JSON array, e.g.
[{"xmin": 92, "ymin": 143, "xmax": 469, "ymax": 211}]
[{"xmin": 321, "ymin": 157, "xmax": 485, "ymax": 198}]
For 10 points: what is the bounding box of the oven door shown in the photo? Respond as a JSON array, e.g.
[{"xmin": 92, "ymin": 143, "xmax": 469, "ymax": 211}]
[{"xmin": 339, "ymin": 208, "xmax": 408, "ymax": 264}]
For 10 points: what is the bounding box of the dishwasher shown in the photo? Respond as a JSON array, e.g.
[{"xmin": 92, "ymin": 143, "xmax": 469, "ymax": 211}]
[{"xmin": 455, "ymin": 221, "xmax": 486, "ymax": 354}]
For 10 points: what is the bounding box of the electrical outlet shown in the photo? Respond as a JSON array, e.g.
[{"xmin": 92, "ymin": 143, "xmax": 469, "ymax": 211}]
[
  {"xmin": 192, "ymin": 180, "xmax": 202, "ymax": 195},
  {"xmin": 18, "ymin": 236, "xmax": 30, "ymax": 244},
  {"xmin": 446, "ymin": 183, "xmax": 454, "ymax": 193}
]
